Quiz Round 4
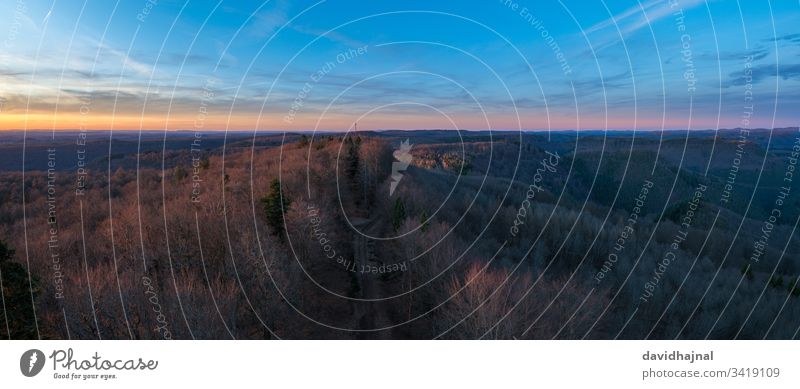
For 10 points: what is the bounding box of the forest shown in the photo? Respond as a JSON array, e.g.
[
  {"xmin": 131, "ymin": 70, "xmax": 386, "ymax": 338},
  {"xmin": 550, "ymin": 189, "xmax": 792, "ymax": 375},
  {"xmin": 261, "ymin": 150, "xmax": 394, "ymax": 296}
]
[{"xmin": 1, "ymin": 128, "xmax": 799, "ymax": 339}]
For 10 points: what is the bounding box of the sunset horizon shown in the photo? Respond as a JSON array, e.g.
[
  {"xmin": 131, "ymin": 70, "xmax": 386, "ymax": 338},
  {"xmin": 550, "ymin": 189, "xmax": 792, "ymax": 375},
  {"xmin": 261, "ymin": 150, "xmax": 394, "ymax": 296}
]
[{"xmin": 2, "ymin": 1, "xmax": 797, "ymax": 132}]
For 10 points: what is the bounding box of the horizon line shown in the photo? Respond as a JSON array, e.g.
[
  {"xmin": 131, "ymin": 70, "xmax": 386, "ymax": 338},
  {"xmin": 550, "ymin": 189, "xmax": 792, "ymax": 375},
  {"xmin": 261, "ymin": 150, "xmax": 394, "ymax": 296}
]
[{"xmin": 2, "ymin": 127, "xmax": 798, "ymax": 134}]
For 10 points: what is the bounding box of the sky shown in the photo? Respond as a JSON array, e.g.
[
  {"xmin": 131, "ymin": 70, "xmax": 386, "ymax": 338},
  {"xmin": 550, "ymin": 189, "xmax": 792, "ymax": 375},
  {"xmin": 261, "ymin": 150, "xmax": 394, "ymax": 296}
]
[{"xmin": 0, "ymin": 0, "xmax": 798, "ymax": 131}]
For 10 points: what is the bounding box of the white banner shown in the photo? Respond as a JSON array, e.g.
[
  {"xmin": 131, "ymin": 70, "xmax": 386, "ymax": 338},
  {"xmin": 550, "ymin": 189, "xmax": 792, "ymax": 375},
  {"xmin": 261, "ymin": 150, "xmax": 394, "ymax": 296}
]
[{"xmin": 0, "ymin": 341, "xmax": 796, "ymax": 388}]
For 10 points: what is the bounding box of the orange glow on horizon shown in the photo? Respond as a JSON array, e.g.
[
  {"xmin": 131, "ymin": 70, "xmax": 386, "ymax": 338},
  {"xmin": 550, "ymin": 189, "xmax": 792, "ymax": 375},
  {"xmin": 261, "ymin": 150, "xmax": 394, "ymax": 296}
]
[{"xmin": 0, "ymin": 111, "xmax": 763, "ymax": 131}]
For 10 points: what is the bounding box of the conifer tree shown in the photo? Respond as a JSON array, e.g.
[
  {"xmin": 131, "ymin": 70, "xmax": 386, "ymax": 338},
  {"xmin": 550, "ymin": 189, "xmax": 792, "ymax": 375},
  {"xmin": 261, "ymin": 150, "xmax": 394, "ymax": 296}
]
[
  {"xmin": 261, "ymin": 179, "xmax": 291, "ymax": 239},
  {"xmin": 0, "ymin": 240, "xmax": 40, "ymax": 339}
]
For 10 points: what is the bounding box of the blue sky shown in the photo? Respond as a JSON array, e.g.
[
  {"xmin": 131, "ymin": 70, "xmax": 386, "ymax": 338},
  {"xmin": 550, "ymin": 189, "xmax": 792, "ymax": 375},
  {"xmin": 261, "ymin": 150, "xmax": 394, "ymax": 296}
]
[{"xmin": 0, "ymin": 0, "xmax": 798, "ymax": 130}]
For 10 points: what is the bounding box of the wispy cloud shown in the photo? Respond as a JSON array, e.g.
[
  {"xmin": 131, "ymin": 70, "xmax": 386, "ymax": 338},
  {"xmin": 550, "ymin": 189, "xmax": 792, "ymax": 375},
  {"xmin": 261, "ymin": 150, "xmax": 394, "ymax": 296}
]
[
  {"xmin": 290, "ymin": 24, "xmax": 366, "ymax": 48},
  {"xmin": 247, "ymin": 0, "xmax": 364, "ymax": 47},
  {"xmin": 41, "ymin": 8, "xmax": 52, "ymax": 27},
  {"xmin": 726, "ymin": 63, "xmax": 800, "ymax": 87},
  {"xmin": 247, "ymin": 0, "xmax": 290, "ymax": 38},
  {"xmin": 587, "ymin": 0, "xmax": 708, "ymax": 39}
]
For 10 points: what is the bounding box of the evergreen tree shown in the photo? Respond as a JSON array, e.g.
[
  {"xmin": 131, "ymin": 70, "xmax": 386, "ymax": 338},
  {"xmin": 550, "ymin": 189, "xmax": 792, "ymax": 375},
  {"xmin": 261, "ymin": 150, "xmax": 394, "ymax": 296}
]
[
  {"xmin": 173, "ymin": 164, "xmax": 188, "ymax": 181},
  {"xmin": 345, "ymin": 136, "xmax": 360, "ymax": 180},
  {"xmin": 789, "ymin": 277, "xmax": 800, "ymax": 297},
  {"xmin": 0, "ymin": 240, "xmax": 40, "ymax": 339},
  {"xmin": 297, "ymin": 134, "xmax": 309, "ymax": 148},
  {"xmin": 261, "ymin": 179, "xmax": 291, "ymax": 239},
  {"xmin": 344, "ymin": 136, "xmax": 363, "ymax": 205},
  {"xmin": 392, "ymin": 197, "xmax": 406, "ymax": 231},
  {"xmin": 740, "ymin": 264, "xmax": 753, "ymax": 280},
  {"xmin": 419, "ymin": 209, "xmax": 430, "ymax": 232}
]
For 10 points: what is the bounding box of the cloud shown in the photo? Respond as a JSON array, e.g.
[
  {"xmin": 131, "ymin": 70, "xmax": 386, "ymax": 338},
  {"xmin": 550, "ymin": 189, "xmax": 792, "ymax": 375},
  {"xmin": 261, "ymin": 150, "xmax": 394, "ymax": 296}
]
[
  {"xmin": 290, "ymin": 24, "xmax": 366, "ymax": 47},
  {"xmin": 726, "ymin": 63, "xmax": 800, "ymax": 87},
  {"xmin": 72, "ymin": 38, "xmax": 154, "ymax": 78},
  {"xmin": 767, "ymin": 33, "xmax": 800, "ymax": 44},
  {"xmin": 41, "ymin": 8, "xmax": 52, "ymax": 27},
  {"xmin": 572, "ymin": 70, "xmax": 633, "ymax": 94},
  {"xmin": 696, "ymin": 47, "xmax": 771, "ymax": 62},
  {"xmin": 246, "ymin": 1, "xmax": 364, "ymax": 48},
  {"xmin": 586, "ymin": 0, "xmax": 708, "ymax": 39},
  {"xmin": 248, "ymin": 0, "xmax": 290, "ymax": 38}
]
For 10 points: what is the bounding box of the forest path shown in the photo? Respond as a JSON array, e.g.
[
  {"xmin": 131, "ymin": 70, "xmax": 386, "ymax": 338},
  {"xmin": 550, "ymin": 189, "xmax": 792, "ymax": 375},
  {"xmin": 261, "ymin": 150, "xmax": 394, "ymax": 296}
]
[{"xmin": 350, "ymin": 214, "xmax": 394, "ymax": 339}]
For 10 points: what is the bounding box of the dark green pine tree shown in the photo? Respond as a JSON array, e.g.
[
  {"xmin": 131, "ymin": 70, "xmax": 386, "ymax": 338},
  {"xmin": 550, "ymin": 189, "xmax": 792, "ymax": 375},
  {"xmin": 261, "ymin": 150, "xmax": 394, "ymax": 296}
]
[
  {"xmin": 419, "ymin": 209, "xmax": 430, "ymax": 232},
  {"xmin": 0, "ymin": 240, "xmax": 40, "ymax": 339},
  {"xmin": 345, "ymin": 136, "xmax": 360, "ymax": 180},
  {"xmin": 392, "ymin": 197, "xmax": 406, "ymax": 231},
  {"xmin": 173, "ymin": 164, "xmax": 188, "ymax": 181},
  {"xmin": 261, "ymin": 179, "xmax": 292, "ymax": 239},
  {"xmin": 297, "ymin": 134, "xmax": 309, "ymax": 148}
]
